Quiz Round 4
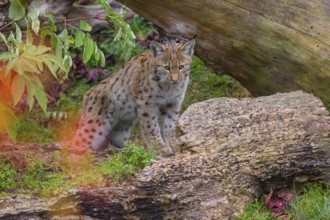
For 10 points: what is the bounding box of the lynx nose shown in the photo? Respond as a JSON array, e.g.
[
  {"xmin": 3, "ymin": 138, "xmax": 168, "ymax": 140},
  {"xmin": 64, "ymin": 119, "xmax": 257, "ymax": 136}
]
[{"xmin": 170, "ymin": 73, "xmax": 181, "ymax": 83}]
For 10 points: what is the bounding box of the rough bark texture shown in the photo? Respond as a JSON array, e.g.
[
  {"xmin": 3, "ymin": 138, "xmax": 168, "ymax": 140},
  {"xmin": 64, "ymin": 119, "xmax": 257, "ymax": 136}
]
[
  {"xmin": 118, "ymin": 0, "xmax": 330, "ymax": 104},
  {"xmin": 1, "ymin": 91, "xmax": 329, "ymax": 219}
]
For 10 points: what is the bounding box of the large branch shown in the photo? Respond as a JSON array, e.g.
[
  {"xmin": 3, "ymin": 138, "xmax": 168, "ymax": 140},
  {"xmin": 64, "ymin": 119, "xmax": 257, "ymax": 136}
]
[
  {"xmin": 118, "ymin": 0, "xmax": 330, "ymax": 104},
  {"xmin": 1, "ymin": 91, "xmax": 329, "ymax": 219}
]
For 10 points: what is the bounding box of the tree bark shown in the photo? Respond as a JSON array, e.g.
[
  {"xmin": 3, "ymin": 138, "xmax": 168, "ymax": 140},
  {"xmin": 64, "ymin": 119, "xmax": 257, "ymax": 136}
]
[
  {"xmin": 118, "ymin": 0, "xmax": 330, "ymax": 104},
  {"xmin": 1, "ymin": 91, "xmax": 329, "ymax": 219}
]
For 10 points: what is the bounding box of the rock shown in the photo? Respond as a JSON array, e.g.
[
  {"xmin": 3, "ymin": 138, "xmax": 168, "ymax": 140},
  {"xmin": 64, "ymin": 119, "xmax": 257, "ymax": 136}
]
[{"xmin": 0, "ymin": 91, "xmax": 329, "ymax": 219}]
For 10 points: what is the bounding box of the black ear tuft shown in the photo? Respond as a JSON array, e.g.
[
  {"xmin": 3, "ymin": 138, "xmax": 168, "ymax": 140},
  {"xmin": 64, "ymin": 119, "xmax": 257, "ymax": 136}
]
[
  {"xmin": 150, "ymin": 41, "xmax": 165, "ymax": 57},
  {"xmin": 181, "ymin": 39, "xmax": 195, "ymax": 56}
]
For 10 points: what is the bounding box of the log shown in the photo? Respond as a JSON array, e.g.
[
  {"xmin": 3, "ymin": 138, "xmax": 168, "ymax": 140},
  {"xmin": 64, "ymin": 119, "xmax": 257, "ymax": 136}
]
[
  {"xmin": 118, "ymin": 0, "xmax": 330, "ymax": 104},
  {"xmin": 1, "ymin": 91, "xmax": 329, "ymax": 219}
]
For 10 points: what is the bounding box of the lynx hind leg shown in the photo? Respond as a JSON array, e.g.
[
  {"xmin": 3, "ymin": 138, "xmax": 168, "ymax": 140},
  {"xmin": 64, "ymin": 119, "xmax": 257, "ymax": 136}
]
[
  {"xmin": 109, "ymin": 120, "xmax": 134, "ymax": 148},
  {"xmin": 71, "ymin": 114, "xmax": 113, "ymax": 151}
]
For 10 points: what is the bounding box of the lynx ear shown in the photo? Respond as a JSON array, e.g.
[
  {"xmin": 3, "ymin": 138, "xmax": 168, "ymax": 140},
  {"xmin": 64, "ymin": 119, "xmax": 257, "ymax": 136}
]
[
  {"xmin": 150, "ymin": 41, "xmax": 165, "ymax": 57},
  {"xmin": 181, "ymin": 39, "xmax": 195, "ymax": 56}
]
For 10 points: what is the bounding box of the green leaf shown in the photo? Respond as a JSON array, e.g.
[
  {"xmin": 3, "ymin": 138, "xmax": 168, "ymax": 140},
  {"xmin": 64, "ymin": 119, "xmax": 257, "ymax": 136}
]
[
  {"xmin": 5, "ymin": 58, "xmax": 18, "ymax": 76},
  {"xmin": 50, "ymin": 32, "xmax": 62, "ymax": 58},
  {"xmin": 0, "ymin": 33, "xmax": 9, "ymax": 49},
  {"xmin": 99, "ymin": 49, "xmax": 105, "ymax": 67},
  {"xmin": 15, "ymin": 23, "xmax": 22, "ymax": 42},
  {"xmin": 79, "ymin": 21, "xmax": 92, "ymax": 32},
  {"xmin": 9, "ymin": 0, "xmax": 26, "ymax": 21},
  {"xmin": 58, "ymin": 29, "xmax": 68, "ymax": 40},
  {"xmin": 42, "ymin": 58, "xmax": 58, "ymax": 78},
  {"xmin": 27, "ymin": 9, "xmax": 40, "ymax": 34},
  {"xmin": 44, "ymin": 13, "xmax": 57, "ymax": 32},
  {"xmin": 11, "ymin": 74, "xmax": 25, "ymax": 105},
  {"xmin": 34, "ymin": 86, "xmax": 48, "ymax": 113},
  {"xmin": 0, "ymin": 52, "xmax": 17, "ymax": 60},
  {"xmin": 63, "ymin": 54, "xmax": 72, "ymax": 74},
  {"xmin": 26, "ymin": 28, "xmax": 33, "ymax": 44},
  {"xmin": 74, "ymin": 29, "xmax": 86, "ymax": 48},
  {"xmin": 83, "ymin": 35, "xmax": 94, "ymax": 63},
  {"xmin": 94, "ymin": 44, "xmax": 100, "ymax": 62}
]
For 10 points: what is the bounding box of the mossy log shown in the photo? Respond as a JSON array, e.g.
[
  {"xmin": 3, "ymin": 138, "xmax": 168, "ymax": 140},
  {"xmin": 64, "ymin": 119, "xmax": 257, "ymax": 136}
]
[
  {"xmin": 118, "ymin": 0, "xmax": 330, "ymax": 104},
  {"xmin": 1, "ymin": 91, "xmax": 329, "ymax": 219}
]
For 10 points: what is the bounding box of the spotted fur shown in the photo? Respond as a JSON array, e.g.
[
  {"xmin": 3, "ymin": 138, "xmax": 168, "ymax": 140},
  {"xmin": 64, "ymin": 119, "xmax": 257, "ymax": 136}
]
[{"xmin": 71, "ymin": 40, "xmax": 195, "ymax": 152}]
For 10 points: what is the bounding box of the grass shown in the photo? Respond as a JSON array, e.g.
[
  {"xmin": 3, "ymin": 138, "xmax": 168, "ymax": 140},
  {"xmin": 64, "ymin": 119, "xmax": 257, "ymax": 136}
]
[
  {"xmin": 236, "ymin": 183, "xmax": 330, "ymax": 220},
  {"xmin": 289, "ymin": 183, "xmax": 330, "ymax": 220},
  {"xmin": 236, "ymin": 199, "xmax": 273, "ymax": 220},
  {"xmin": 16, "ymin": 117, "xmax": 56, "ymax": 143},
  {"xmin": 0, "ymin": 142, "xmax": 154, "ymax": 197},
  {"xmin": 99, "ymin": 141, "xmax": 154, "ymax": 181}
]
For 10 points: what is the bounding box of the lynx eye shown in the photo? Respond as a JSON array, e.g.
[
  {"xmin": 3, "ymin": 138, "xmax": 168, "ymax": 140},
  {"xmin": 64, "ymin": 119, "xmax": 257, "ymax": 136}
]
[
  {"xmin": 179, "ymin": 65, "xmax": 184, "ymax": 70},
  {"xmin": 164, "ymin": 66, "xmax": 170, "ymax": 70}
]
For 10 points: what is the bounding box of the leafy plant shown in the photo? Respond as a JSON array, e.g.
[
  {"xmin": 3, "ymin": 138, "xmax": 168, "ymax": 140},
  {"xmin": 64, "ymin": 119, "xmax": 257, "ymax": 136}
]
[
  {"xmin": 99, "ymin": 141, "xmax": 154, "ymax": 181},
  {"xmin": 0, "ymin": 159, "xmax": 17, "ymax": 192},
  {"xmin": 0, "ymin": 0, "xmax": 135, "ymax": 140},
  {"xmin": 96, "ymin": 0, "xmax": 136, "ymax": 61}
]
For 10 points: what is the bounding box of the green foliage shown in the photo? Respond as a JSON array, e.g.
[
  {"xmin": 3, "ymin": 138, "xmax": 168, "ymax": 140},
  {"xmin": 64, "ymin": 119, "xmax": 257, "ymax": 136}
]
[
  {"xmin": 97, "ymin": 0, "xmax": 136, "ymax": 61},
  {"xmin": 235, "ymin": 200, "xmax": 273, "ymax": 220},
  {"xmin": 129, "ymin": 14, "xmax": 156, "ymax": 40},
  {"xmin": 21, "ymin": 159, "xmax": 66, "ymax": 196},
  {"xmin": 99, "ymin": 14, "xmax": 155, "ymax": 69},
  {"xmin": 1, "ymin": 0, "xmax": 135, "ymax": 140},
  {"xmin": 9, "ymin": 0, "xmax": 26, "ymax": 21},
  {"xmin": 99, "ymin": 141, "xmax": 154, "ymax": 181},
  {"xmin": 16, "ymin": 117, "xmax": 56, "ymax": 143},
  {"xmin": 182, "ymin": 56, "xmax": 250, "ymax": 111},
  {"xmin": 289, "ymin": 183, "xmax": 330, "ymax": 220},
  {"xmin": 0, "ymin": 159, "xmax": 17, "ymax": 192},
  {"xmin": 0, "ymin": 158, "xmax": 67, "ymax": 197}
]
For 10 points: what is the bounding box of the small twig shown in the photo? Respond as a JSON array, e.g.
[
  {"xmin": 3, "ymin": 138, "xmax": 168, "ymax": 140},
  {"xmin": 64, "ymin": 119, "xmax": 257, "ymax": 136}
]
[
  {"xmin": 56, "ymin": 15, "xmax": 107, "ymax": 25},
  {"xmin": 0, "ymin": 21, "xmax": 14, "ymax": 32}
]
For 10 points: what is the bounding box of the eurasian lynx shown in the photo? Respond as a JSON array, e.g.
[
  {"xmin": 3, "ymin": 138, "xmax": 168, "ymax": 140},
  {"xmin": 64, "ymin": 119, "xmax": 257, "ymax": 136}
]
[{"xmin": 71, "ymin": 39, "xmax": 195, "ymax": 153}]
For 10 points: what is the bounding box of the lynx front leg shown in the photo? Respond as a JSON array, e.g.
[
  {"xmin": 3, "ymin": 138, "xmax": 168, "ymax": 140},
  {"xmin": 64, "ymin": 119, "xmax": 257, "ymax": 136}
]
[
  {"xmin": 160, "ymin": 102, "xmax": 181, "ymax": 150},
  {"xmin": 109, "ymin": 120, "xmax": 135, "ymax": 148},
  {"xmin": 137, "ymin": 107, "xmax": 164, "ymax": 148}
]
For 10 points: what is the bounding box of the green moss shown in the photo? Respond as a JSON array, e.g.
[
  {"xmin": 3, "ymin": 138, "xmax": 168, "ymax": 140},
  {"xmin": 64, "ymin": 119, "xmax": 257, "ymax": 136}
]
[
  {"xmin": 182, "ymin": 56, "xmax": 249, "ymax": 111},
  {"xmin": 99, "ymin": 141, "xmax": 154, "ymax": 181},
  {"xmin": 0, "ymin": 159, "xmax": 17, "ymax": 193},
  {"xmin": 21, "ymin": 159, "xmax": 67, "ymax": 196}
]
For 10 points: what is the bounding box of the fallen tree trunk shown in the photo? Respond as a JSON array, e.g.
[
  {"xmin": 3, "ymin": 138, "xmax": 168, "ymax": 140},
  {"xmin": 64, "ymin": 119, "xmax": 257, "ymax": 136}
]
[
  {"xmin": 118, "ymin": 0, "xmax": 330, "ymax": 104},
  {"xmin": 1, "ymin": 91, "xmax": 329, "ymax": 219}
]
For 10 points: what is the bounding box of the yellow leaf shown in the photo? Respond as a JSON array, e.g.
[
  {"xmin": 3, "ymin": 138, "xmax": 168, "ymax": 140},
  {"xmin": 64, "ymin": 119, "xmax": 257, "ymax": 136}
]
[
  {"xmin": 0, "ymin": 101, "xmax": 19, "ymax": 140},
  {"xmin": 11, "ymin": 74, "xmax": 26, "ymax": 105},
  {"xmin": 21, "ymin": 57, "xmax": 40, "ymax": 74}
]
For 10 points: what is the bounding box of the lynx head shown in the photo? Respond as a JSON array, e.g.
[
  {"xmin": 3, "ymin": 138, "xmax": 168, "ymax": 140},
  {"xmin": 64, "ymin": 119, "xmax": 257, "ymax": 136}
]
[{"xmin": 150, "ymin": 39, "xmax": 195, "ymax": 84}]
